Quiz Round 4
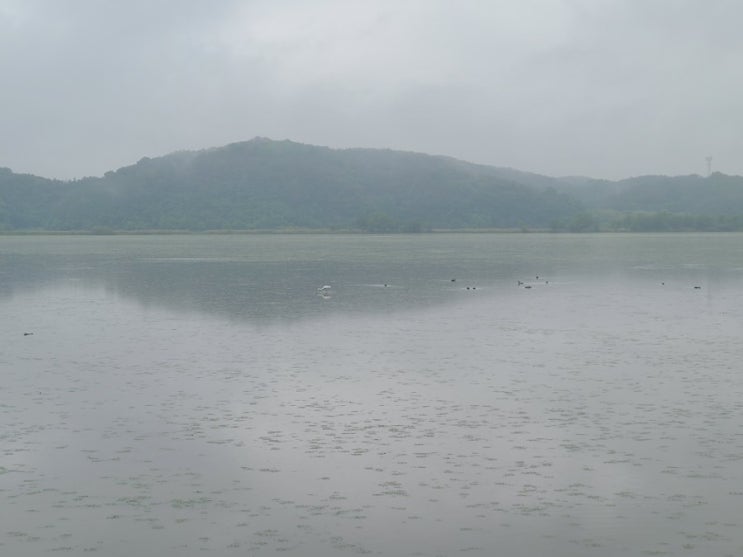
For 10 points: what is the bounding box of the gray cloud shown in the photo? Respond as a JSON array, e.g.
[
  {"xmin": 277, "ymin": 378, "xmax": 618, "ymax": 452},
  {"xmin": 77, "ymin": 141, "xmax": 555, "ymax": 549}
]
[{"xmin": 1, "ymin": 0, "xmax": 741, "ymax": 179}]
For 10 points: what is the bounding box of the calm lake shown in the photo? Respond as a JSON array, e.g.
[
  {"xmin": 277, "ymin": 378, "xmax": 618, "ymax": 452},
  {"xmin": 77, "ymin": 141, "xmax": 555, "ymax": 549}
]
[{"xmin": 2, "ymin": 233, "xmax": 743, "ymax": 556}]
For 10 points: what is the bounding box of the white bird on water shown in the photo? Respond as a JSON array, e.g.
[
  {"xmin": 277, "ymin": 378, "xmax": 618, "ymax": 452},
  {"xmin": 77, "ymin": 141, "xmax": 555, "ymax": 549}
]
[{"xmin": 317, "ymin": 285, "xmax": 331, "ymax": 295}]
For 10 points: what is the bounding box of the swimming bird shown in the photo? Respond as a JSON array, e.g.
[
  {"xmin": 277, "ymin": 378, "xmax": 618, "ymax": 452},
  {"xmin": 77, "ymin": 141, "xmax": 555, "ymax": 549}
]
[{"xmin": 317, "ymin": 285, "xmax": 332, "ymax": 297}]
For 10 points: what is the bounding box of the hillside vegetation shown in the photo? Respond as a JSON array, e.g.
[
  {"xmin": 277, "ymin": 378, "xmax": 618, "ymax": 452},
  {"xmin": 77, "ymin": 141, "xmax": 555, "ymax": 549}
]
[{"xmin": 1, "ymin": 138, "xmax": 743, "ymax": 232}]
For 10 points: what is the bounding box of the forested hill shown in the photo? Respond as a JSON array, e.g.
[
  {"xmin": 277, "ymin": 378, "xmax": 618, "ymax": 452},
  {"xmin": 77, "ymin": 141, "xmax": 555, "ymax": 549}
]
[
  {"xmin": 547, "ymin": 173, "xmax": 743, "ymax": 231},
  {"xmin": 0, "ymin": 139, "xmax": 581, "ymax": 231},
  {"xmin": 1, "ymin": 138, "xmax": 743, "ymax": 232}
]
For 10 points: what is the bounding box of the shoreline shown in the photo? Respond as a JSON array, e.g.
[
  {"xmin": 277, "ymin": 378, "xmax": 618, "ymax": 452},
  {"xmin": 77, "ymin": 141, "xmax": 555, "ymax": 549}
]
[{"xmin": 1, "ymin": 228, "xmax": 740, "ymax": 236}]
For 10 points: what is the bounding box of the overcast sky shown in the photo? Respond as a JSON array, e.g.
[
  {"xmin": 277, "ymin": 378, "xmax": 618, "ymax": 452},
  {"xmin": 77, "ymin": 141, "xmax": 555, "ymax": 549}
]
[{"xmin": 1, "ymin": 0, "xmax": 741, "ymax": 180}]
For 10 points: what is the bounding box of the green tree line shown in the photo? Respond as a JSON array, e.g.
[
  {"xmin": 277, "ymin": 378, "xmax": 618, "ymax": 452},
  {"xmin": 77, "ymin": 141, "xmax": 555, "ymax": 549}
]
[{"xmin": 3, "ymin": 140, "xmax": 743, "ymax": 233}]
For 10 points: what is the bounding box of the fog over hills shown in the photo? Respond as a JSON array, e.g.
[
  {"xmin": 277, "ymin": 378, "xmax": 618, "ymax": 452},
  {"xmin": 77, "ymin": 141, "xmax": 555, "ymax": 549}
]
[{"xmin": 2, "ymin": 138, "xmax": 743, "ymax": 232}]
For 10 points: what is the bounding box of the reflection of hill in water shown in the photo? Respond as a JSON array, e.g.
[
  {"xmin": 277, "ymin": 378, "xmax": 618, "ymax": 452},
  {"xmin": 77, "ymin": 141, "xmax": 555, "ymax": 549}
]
[
  {"xmin": 3, "ymin": 233, "xmax": 740, "ymax": 325},
  {"xmin": 0, "ymin": 256, "xmax": 64, "ymax": 299},
  {"xmin": 1, "ymin": 254, "xmax": 517, "ymax": 324},
  {"xmin": 103, "ymin": 258, "xmax": 448, "ymax": 322}
]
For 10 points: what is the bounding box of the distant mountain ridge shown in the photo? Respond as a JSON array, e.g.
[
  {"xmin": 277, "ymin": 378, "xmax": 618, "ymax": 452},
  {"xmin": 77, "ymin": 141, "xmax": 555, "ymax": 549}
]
[{"xmin": 1, "ymin": 138, "xmax": 743, "ymax": 232}]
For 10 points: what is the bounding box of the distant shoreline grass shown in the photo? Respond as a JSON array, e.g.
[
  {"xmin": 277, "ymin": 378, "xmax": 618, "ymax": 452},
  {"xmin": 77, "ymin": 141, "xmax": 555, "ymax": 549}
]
[
  {"xmin": 0, "ymin": 227, "xmax": 550, "ymax": 235},
  {"xmin": 1, "ymin": 227, "xmax": 740, "ymax": 236}
]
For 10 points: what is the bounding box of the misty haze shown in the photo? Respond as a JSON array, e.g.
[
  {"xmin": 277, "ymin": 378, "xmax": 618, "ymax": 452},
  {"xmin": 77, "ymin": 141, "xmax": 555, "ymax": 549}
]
[{"xmin": 3, "ymin": 2, "xmax": 743, "ymax": 557}]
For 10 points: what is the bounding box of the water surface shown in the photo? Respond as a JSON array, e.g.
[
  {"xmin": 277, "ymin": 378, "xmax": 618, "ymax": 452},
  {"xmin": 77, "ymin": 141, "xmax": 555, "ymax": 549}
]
[{"xmin": 2, "ymin": 233, "xmax": 743, "ymax": 556}]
